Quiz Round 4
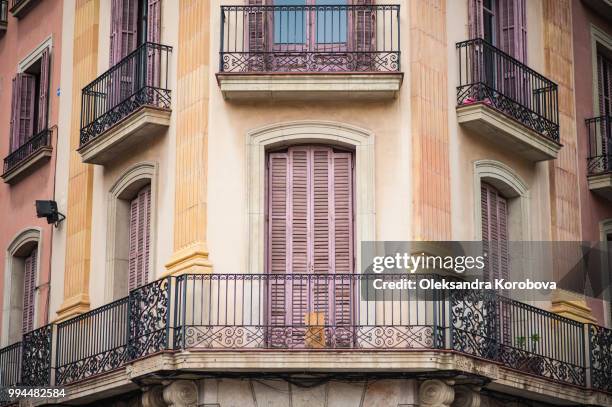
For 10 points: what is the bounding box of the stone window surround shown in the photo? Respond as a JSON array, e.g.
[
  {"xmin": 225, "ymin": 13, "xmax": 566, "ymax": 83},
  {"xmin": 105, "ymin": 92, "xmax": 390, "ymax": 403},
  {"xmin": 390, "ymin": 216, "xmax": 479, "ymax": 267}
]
[
  {"xmin": 473, "ymin": 159, "xmax": 530, "ymax": 242},
  {"xmin": 246, "ymin": 120, "xmax": 375, "ymax": 275},
  {"xmin": 2, "ymin": 227, "xmax": 42, "ymax": 347},
  {"xmin": 590, "ymin": 24, "xmax": 612, "ymax": 114},
  {"xmin": 106, "ymin": 161, "xmax": 158, "ymax": 301}
]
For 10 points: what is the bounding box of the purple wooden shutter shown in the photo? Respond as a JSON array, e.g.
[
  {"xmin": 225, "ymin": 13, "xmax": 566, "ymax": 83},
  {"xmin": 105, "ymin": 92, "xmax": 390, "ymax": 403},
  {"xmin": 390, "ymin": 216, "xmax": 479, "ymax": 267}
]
[
  {"xmin": 481, "ymin": 183, "xmax": 509, "ymax": 283},
  {"xmin": 267, "ymin": 146, "xmax": 354, "ymax": 347},
  {"xmin": 248, "ymin": 0, "xmax": 265, "ymax": 71},
  {"xmin": 468, "ymin": 0, "xmax": 484, "ymax": 39},
  {"xmin": 22, "ymin": 249, "xmax": 37, "ymax": 334},
  {"xmin": 18, "ymin": 74, "xmax": 36, "ymax": 146},
  {"xmin": 267, "ymin": 153, "xmax": 289, "ymax": 344},
  {"xmin": 37, "ymin": 48, "xmax": 50, "ymax": 133},
  {"xmin": 146, "ymin": 0, "xmax": 162, "ymax": 87},
  {"xmin": 498, "ymin": 0, "xmax": 526, "ymax": 61},
  {"xmin": 9, "ymin": 76, "xmax": 21, "ymax": 152},
  {"xmin": 128, "ymin": 185, "xmax": 151, "ymax": 291},
  {"xmin": 353, "ymin": 0, "xmax": 375, "ymax": 71},
  {"xmin": 110, "ymin": 0, "xmax": 138, "ymax": 65}
]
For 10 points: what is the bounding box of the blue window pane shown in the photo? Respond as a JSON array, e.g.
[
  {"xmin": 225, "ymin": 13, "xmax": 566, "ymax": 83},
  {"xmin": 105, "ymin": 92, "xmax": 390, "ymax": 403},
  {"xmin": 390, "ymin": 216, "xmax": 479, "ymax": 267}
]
[
  {"xmin": 274, "ymin": 0, "xmax": 306, "ymax": 44},
  {"xmin": 316, "ymin": 0, "xmax": 347, "ymax": 44}
]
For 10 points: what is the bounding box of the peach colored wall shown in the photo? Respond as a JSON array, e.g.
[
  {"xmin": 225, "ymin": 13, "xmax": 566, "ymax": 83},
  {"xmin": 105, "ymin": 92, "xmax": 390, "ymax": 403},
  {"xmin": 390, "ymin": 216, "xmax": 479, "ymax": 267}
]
[
  {"xmin": 0, "ymin": 0, "xmax": 63, "ymax": 333},
  {"xmin": 572, "ymin": 1, "xmax": 612, "ymax": 242}
]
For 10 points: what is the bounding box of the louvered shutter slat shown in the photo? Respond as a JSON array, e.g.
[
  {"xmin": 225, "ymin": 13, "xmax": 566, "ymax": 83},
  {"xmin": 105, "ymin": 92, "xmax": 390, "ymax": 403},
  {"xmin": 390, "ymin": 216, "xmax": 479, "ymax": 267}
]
[
  {"xmin": 9, "ymin": 76, "xmax": 21, "ymax": 152},
  {"xmin": 128, "ymin": 196, "xmax": 139, "ymax": 291},
  {"xmin": 481, "ymin": 183, "xmax": 509, "ymax": 283},
  {"xmin": 128, "ymin": 185, "xmax": 151, "ymax": 292},
  {"xmin": 353, "ymin": 0, "xmax": 375, "ymax": 71},
  {"xmin": 37, "ymin": 48, "xmax": 50, "ymax": 133},
  {"xmin": 19, "ymin": 74, "xmax": 36, "ymax": 146},
  {"xmin": 22, "ymin": 249, "xmax": 37, "ymax": 334},
  {"xmin": 147, "ymin": 0, "xmax": 162, "ymax": 88}
]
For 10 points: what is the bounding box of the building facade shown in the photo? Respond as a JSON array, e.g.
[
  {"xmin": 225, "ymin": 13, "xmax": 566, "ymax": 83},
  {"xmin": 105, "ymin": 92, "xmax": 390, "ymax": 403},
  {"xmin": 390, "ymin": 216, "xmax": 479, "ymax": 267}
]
[{"xmin": 0, "ymin": 0, "xmax": 611, "ymax": 406}]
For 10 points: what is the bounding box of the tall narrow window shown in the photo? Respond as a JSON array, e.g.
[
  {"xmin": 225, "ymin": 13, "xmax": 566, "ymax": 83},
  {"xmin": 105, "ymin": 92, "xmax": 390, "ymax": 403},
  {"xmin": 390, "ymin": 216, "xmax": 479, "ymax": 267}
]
[
  {"xmin": 128, "ymin": 184, "xmax": 151, "ymax": 291},
  {"xmin": 481, "ymin": 182, "xmax": 509, "ymax": 283},
  {"xmin": 267, "ymin": 146, "xmax": 354, "ymax": 347},
  {"xmin": 598, "ymin": 51, "xmax": 612, "ymax": 117},
  {"xmin": 22, "ymin": 249, "xmax": 37, "ymax": 335},
  {"xmin": 8, "ymin": 49, "xmax": 50, "ymax": 154}
]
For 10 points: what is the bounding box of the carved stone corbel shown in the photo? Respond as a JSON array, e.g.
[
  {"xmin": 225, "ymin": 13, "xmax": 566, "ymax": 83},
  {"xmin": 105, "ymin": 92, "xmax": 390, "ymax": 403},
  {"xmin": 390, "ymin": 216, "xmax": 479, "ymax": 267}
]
[
  {"xmin": 141, "ymin": 385, "xmax": 166, "ymax": 407},
  {"xmin": 163, "ymin": 380, "xmax": 199, "ymax": 407},
  {"xmin": 452, "ymin": 385, "xmax": 481, "ymax": 407},
  {"xmin": 419, "ymin": 379, "xmax": 455, "ymax": 407}
]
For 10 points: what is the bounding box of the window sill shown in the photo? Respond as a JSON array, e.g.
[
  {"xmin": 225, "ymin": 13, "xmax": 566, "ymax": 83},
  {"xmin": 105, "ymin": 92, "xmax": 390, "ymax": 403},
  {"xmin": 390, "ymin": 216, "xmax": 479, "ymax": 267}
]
[
  {"xmin": 1, "ymin": 147, "xmax": 52, "ymax": 184},
  {"xmin": 78, "ymin": 106, "xmax": 171, "ymax": 165},
  {"xmin": 456, "ymin": 102, "xmax": 562, "ymax": 162},
  {"xmin": 587, "ymin": 172, "xmax": 612, "ymax": 201},
  {"xmin": 216, "ymin": 72, "xmax": 403, "ymax": 101}
]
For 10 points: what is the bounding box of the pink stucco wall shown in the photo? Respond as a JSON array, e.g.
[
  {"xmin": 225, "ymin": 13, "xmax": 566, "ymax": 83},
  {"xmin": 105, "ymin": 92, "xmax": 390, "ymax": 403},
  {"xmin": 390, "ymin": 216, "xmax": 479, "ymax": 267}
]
[{"xmin": 0, "ymin": 0, "xmax": 63, "ymax": 332}]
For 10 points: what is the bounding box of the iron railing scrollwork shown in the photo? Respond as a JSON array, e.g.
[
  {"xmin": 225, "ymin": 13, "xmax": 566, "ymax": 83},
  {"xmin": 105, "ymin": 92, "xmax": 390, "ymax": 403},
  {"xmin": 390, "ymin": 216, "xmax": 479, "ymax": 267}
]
[
  {"xmin": 219, "ymin": 5, "xmax": 400, "ymax": 73},
  {"xmin": 2, "ymin": 128, "xmax": 51, "ymax": 175},
  {"xmin": 127, "ymin": 277, "xmax": 172, "ymax": 360},
  {"xmin": 586, "ymin": 116, "xmax": 612, "ymax": 176},
  {"xmin": 456, "ymin": 38, "xmax": 560, "ymax": 143},
  {"xmin": 0, "ymin": 274, "xmax": 611, "ymax": 390},
  {"xmin": 80, "ymin": 42, "xmax": 172, "ymax": 147},
  {"xmin": 55, "ymin": 297, "xmax": 129, "ymax": 385},
  {"xmin": 20, "ymin": 325, "xmax": 52, "ymax": 387},
  {"xmin": 589, "ymin": 324, "xmax": 612, "ymax": 392}
]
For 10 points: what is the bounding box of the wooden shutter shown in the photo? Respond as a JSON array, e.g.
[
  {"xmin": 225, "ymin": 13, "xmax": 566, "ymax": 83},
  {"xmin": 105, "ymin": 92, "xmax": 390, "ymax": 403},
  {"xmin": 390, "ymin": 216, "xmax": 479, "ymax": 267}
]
[
  {"xmin": 353, "ymin": 0, "xmax": 375, "ymax": 71},
  {"xmin": 22, "ymin": 249, "xmax": 37, "ymax": 335},
  {"xmin": 481, "ymin": 183, "xmax": 509, "ymax": 283},
  {"xmin": 18, "ymin": 74, "xmax": 36, "ymax": 147},
  {"xmin": 9, "ymin": 76, "xmax": 21, "ymax": 152},
  {"xmin": 468, "ymin": 0, "xmax": 484, "ymax": 39},
  {"xmin": 110, "ymin": 0, "xmax": 139, "ymax": 65},
  {"xmin": 147, "ymin": 0, "xmax": 161, "ymax": 43},
  {"xmin": 128, "ymin": 185, "xmax": 151, "ymax": 291},
  {"xmin": 37, "ymin": 48, "xmax": 50, "ymax": 133},
  {"xmin": 267, "ymin": 146, "xmax": 354, "ymax": 347},
  {"xmin": 248, "ymin": 0, "xmax": 266, "ymax": 71}
]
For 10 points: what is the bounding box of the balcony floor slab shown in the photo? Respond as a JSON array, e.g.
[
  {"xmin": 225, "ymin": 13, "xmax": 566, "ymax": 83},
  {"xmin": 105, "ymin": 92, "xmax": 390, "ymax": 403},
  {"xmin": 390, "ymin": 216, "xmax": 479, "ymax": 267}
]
[
  {"xmin": 457, "ymin": 103, "xmax": 562, "ymax": 162},
  {"xmin": 588, "ymin": 172, "xmax": 612, "ymax": 201},
  {"xmin": 1, "ymin": 147, "xmax": 52, "ymax": 184},
  {"xmin": 78, "ymin": 106, "xmax": 171, "ymax": 165},
  {"xmin": 217, "ymin": 73, "xmax": 404, "ymax": 101}
]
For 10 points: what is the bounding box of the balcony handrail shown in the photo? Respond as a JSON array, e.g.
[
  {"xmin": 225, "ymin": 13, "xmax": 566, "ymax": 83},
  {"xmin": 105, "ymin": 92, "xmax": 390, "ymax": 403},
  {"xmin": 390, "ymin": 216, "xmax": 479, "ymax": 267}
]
[
  {"xmin": 2, "ymin": 128, "xmax": 51, "ymax": 174},
  {"xmin": 456, "ymin": 37, "xmax": 560, "ymax": 142},
  {"xmin": 456, "ymin": 38, "xmax": 557, "ymax": 87},
  {"xmin": 81, "ymin": 42, "xmax": 172, "ymax": 95},
  {"xmin": 0, "ymin": 273, "xmax": 610, "ymax": 390}
]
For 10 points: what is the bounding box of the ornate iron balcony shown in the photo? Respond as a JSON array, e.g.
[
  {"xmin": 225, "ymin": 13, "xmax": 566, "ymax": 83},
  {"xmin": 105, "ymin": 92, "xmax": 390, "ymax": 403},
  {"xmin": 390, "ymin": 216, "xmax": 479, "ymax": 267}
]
[
  {"xmin": 2, "ymin": 128, "xmax": 51, "ymax": 175},
  {"xmin": 79, "ymin": 42, "xmax": 172, "ymax": 147},
  {"xmin": 456, "ymin": 38, "xmax": 560, "ymax": 143},
  {"xmin": 219, "ymin": 4, "xmax": 400, "ymax": 73},
  {"xmin": 586, "ymin": 116, "xmax": 612, "ymax": 176},
  {"xmin": 1, "ymin": 274, "xmax": 611, "ymax": 393}
]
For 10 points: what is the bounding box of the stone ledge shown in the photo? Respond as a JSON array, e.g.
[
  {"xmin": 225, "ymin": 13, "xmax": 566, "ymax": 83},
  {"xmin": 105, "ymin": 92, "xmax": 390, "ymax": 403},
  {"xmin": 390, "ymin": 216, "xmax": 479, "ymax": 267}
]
[
  {"xmin": 1, "ymin": 147, "xmax": 52, "ymax": 184},
  {"xmin": 78, "ymin": 106, "xmax": 171, "ymax": 165},
  {"xmin": 456, "ymin": 103, "xmax": 562, "ymax": 162},
  {"xmin": 587, "ymin": 172, "xmax": 612, "ymax": 201},
  {"xmin": 217, "ymin": 73, "xmax": 404, "ymax": 100}
]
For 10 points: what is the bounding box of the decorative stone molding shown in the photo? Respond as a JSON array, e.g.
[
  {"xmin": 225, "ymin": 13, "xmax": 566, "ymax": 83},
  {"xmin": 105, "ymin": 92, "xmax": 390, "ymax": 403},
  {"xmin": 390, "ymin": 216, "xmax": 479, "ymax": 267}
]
[
  {"xmin": 163, "ymin": 380, "xmax": 198, "ymax": 407},
  {"xmin": 419, "ymin": 380, "xmax": 454, "ymax": 407},
  {"xmin": 452, "ymin": 386, "xmax": 481, "ymax": 407},
  {"xmin": 246, "ymin": 120, "xmax": 375, "ymax": 276},
  {"xmin": 142, "ymin": 386, "xmax": 166, "ymax": 407}
]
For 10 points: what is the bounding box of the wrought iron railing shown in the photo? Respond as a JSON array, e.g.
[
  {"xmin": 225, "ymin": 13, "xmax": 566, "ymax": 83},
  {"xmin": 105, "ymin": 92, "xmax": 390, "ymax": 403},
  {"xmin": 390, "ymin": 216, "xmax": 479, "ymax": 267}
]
[
  {"xmin": 2, "ymin": 128, "xmax": 51, "ymax": 175},
  {"xmin": 55, "ymin": 297, "xmax": 128, "ymax": 385},
  {"xmin": 0, "ymin": 1, "xmax": 8, "ymax": 24},
  {"xmin": 456, "ymin": 38, "xmax": 560, "ymax": 143},
  {"xmin": 219, "ymin": 5, "xmax": 400, "ymax": 73},
  {"xmin": 80, "ymin": 42, "xmax": 172, "ymax": 146},
  {"xmin": 0, "ymin": 274, "xmax": 610, "ymax": 391},
  {"xmin": 586, "ymin": 116, "xmax": 612, "ymax": 176}
]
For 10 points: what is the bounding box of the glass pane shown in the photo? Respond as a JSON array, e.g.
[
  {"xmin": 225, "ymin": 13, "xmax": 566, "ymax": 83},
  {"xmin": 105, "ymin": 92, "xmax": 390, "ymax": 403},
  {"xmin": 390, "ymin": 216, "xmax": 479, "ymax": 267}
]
[
  {"xmin": 274, "ymin": 0, "xmax": 306, "ymax": 44},
  {"xmin": 316, "ymin": 0, "xmax": 347, "ymax": 44}
]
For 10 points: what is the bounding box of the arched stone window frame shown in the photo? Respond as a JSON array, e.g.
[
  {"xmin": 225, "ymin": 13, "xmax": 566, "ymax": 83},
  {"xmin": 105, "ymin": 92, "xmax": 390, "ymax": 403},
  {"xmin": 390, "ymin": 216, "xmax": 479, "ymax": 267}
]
[
  {"xmin": 473, "ymin": 159, "xmax": 530, "ymax": 242},
  {"xmin": 2, "ymin": 228, "xmax": 42, "ymax": 346},
  {"xmin": 246, "ymin": 121, "xmax": 375, "ymax": 275},
  {"xmin": 106, "ymin": 162, "xmax": 158, "ymax": 301}
]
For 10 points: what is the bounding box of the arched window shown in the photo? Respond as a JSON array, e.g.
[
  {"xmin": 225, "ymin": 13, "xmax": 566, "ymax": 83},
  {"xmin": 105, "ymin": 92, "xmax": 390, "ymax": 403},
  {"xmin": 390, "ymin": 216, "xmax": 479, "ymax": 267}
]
[
  {"xmin": 3, "ymin": 229, "xmax": 41, "ymax": 346},
  {"xmin": 107, "ymin": 162, "xmax": 157, "ymax": 300}
]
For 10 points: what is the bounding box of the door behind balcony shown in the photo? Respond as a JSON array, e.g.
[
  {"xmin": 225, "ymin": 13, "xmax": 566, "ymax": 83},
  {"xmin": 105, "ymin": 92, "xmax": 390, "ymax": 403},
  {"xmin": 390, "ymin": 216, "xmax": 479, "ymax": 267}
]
[{"xmin": 266, "ymin": 146, "xmax": 354, "ymax": 348}]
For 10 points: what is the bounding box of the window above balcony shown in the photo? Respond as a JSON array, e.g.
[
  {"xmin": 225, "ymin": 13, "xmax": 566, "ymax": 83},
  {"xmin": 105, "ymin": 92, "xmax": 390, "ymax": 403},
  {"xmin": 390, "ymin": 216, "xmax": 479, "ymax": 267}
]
[
  {"xmin": 78, "ymin": 42, "xmax": 172, "ymax": 165},
  {"xmin": 216, "ymin": 3, "xmax": 403, "ymax": 100},
  {"xmin": 586, "ymin": 116, "xmax": 612, "ymax": 200},
  {"xmin": 456, "ymin": 38, "xmax": 561, "ymax": 162}
]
